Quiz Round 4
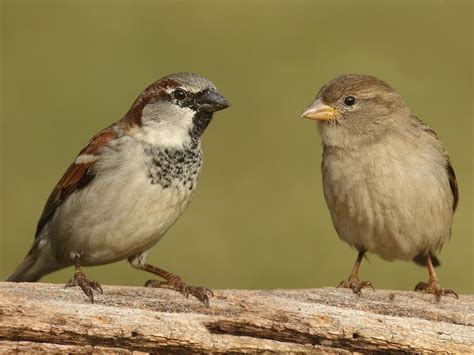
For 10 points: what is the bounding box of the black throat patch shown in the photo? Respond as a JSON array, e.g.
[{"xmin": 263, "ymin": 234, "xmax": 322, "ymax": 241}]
[
  {"xmin": 144, "ymin": 144, "xmax": 202, "ymax": 190},
  {"xmin": 190, "ymin": 111, "xmax": 213, "ymax": 141}
]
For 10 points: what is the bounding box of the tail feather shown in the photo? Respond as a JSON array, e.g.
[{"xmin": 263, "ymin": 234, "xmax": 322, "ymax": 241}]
[
  {"xmin": 413, "ymin": 254, "xmax": 441, "ymax": 267},
  {"xmin": 7, "ymin": 252, "xmax": 45, "ymax": 282}
]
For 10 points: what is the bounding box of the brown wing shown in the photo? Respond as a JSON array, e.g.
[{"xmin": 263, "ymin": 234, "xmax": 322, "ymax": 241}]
[
  {"xmin": 35, "ymin": 125, "xmax": 118, "ymax": 238},
  {"xmin": 446, "ymin": 160, "xmax": 458, "ymax": 212},
  {"xmin": 411, "ymin": 115, "xmax": 458, "ymax": 212}
]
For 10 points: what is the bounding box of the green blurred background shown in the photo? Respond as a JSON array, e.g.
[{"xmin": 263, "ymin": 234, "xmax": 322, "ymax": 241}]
[{"xmin": 1, "ymin": 0, "xmax": 472, "ymax": 294}]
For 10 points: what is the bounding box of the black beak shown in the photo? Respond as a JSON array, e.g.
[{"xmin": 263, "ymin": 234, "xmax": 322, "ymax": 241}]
[{"xmin": 196, "ymin": 89, "xmax": 231, "ymax": 113}]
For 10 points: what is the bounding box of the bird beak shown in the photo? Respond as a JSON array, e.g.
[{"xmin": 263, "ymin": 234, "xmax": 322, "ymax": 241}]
[
  {"xmin": 301, "ymin": 98, "xmax": 337, "ymax": 121},
  {"xmin": 196, "ymin": 89, "xmax": 231, "ymax": 113}
]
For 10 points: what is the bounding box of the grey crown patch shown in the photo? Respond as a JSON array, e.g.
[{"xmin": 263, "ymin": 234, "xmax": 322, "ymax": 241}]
[{"xmin": 144, "ymin": 145, "xmax": 202, "ymax": 190}]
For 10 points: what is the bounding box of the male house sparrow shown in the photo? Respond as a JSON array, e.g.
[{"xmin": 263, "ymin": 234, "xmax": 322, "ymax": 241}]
[
  {"xmin": 302, "ymin": 74, "xmax": 458, "ymax": 300},
  {"xmin": 7, "ymin": 72, "xmax": 230, "ymax": 305}
]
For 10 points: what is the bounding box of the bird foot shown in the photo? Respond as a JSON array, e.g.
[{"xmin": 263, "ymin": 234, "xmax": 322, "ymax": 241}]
[
  {"xmin": 65, "ymin": 270, "xmax": 103, "ymax": 303},
  {"xmin": 414, "ymin": 280, "xmax": 458, "ymax": 301},
  {"xmin": 338, "ymin": 277, "xmax": 374, "ymax": 295},
  {"xmin": 145, "ymin": 277, "xmax": 214, "ymax": 306}
]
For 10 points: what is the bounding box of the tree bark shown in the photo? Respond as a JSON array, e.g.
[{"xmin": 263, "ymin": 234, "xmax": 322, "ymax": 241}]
[{"xmin": 0, "ymin": 282, "xmax": 472, "ymax": 353}]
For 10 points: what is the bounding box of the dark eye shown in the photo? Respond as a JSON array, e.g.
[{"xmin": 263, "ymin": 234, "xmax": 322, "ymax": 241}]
[
  {"xmin": 344, "ymin": 96, "xmax": 356, "ymax": 106},
  {"xmin": 173, "ymin": 89, "xmax": 187, "ymax": 100}
]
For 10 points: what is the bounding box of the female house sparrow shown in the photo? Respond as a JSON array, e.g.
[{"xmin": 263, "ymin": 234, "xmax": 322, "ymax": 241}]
[
  {"xmin": 7, "ymin": 73, "xmax": 230, "ymax": 305},
  {"xmin": 302, "ymin": 74, "xmax": 458, "ymax": 300}
]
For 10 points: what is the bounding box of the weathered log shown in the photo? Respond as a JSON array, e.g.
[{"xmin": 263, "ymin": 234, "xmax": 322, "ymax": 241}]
[{"xmin": 0, "ymin": 282, "xmax": 472, "ymax": 353}]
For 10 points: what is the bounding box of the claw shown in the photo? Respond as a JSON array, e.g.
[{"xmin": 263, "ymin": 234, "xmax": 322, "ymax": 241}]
[
  {"xmin": 65, "ymin": 279, "xmax": 76, "ymax": 288},
  {"xmin": 188, "ymin": 286, "xmax": 213, "ymax": 306},
  {"xmin": 89, "ymin": 281, "xmax": 103, "ymax": 294},
  {"xmin": 146, "ymin": 278, "xmax": 213, "ymax": 306},
  {"xmin": 338, "ymin": 277, "xmax": 375, "ymax": 296},
  {"xmin": 145, "ymin": 279, "xmax": 165, "ymax": 288},
  {"xmin": 415, "ymin": 280, "xmax": 458, "ymax": 302},
  {"xmin": 85, "ymin": 287, "xmax": 95, "ymax": 303},
  {"xmin": 359, "ymin": 280, "xmax": 375, "ymax": 292},
  {"xmin": 414, "ymin": 281, "xmax": 429, "ymax": 292},
  {"xmin": 65, "ymin": 257, "xmax": 102, "ymax": 303},
  {"xmin": 442, "ymin": 289, "xmax": 459, "ymax": 298},
  {"xmin": 65, "ymin": 273, "xmax": 102, "ymax": 303}
]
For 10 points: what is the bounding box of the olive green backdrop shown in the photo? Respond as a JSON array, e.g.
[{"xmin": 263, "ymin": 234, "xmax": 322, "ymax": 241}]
[{"xmin": 1, "ymin": 0, "xmax": 473, "ymax": 294}]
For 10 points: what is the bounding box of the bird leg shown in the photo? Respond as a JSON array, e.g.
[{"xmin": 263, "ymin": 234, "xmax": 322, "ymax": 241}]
[
  {"xmin": 65, "ymin": 256, "xmax": 103, "ymax": 303},
  {"xmin": 144, "ymin": 264, "xmax": 214, "ymax": 306},
  {"xmin": 128, "ymin": 254, "xmax": 213, "ymax": 306},
  {"xmin": 338, "ymin": 251, "xmax": 374, "ymax": 295},
  {"xmin": 414, "ymin": 255, "xmax": 458, "ymax": 301}
]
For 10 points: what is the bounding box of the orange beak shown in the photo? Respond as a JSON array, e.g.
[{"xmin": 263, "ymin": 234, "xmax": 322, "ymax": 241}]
[{"xmin": 301, "ymin": 98, "xmax": 337, "ymax": 121}]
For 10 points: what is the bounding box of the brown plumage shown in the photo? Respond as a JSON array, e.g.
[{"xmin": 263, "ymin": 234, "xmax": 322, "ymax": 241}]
[
  {"xmin": 36, "ymin": 125, "xmax": 118, "ymax": 238},
  {"xmin": 8, "ymin": 73, "xmax": 230, "ymax": 307},
  {"xmin": 302, "ymin": 74, "xmax": 458, "ymax": 300}
]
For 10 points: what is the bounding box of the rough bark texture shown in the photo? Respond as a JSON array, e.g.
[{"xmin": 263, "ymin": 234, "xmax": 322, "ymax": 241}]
[{"xmin": 0, "ymin": 282, "xmax": 472, "ymax": 353}]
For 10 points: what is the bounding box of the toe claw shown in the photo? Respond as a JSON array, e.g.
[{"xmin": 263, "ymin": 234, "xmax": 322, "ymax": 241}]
[
  {"xmin": 352, "ymin": 285, "xmax": 362, "ymax": 296},
  {"xmin": 360, "ymin": 281, "xmax": 375, "ymax": 291},
  {"xmin": 205, "ymin": 288, "xmax": 214, "ymax": 297},
  {"xmin": 446, "ymin": 289, "xmax": 459, "ymax": 299},
  {"xmin": 145, "ymin": 279, "xmax": 168, "ymax": 289},
  {"xmin": 439, "ymin": 288, "xmax": 458, "ymax": 300},
  {"xmin": 178, "ymin": 283, "xmax": 189, "ymax": 297},
  {"xmin": 145, "ymin": 277, "xmax": 213, "ymax": 306},
  {"xmin": 337, "ymin": 281, "xmax": 347, "ymax": 288},
  {"xmin": 66, "ymin": 273, "xmax": 102, "ymax": 303},
  {"xmin": 86, "ymin": 289, "xmax": 95, "ymax": 304},
  {"xmin": 414, "ymin": 281, "xmax": 429, "ymax": 292},
  {"xmin": 144, "ymin": 279, "xmax": 154, "ymax": 287},
  {"xmin": 201, "ymin": 295, "xmax": 210, "ymax": 307},
  {"xmin": 414, "ymin": 280, "xmax": 458, "ymax": 301},
  {"xmin": 65, "ymin": 279, "xmax": 75, "ymax": 288},
  {"xmin": 90, "ymin": 281, "xmax": 103, "ymax": 294},
  {"xmin": 187, "ymin": 286, "xmax": 214, "ymax": 307},
  {"xmin": 338, "ymin": 278, "xmax": 374, "ymax": 295}
]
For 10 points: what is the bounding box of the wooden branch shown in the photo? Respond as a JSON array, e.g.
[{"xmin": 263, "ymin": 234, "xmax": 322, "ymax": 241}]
[{"xmin": 0, "ymin": 282, "xmax": 472, "ymax": 353}]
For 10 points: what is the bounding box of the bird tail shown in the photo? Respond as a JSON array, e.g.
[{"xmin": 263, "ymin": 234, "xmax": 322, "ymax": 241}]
[
  {"xmin": 6, "ymin": 251, "xmax": 45, "ymax": 282},
  {"xmin": 413, "ymin": 254, "xmax": 441, "ymax": 268},
  {"xmin": 6, "ymin": 240, "xmax": 58, "ymax": 282}
]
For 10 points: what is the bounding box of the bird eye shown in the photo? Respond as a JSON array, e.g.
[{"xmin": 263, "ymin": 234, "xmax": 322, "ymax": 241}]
[
  {"xmin": 173, "ymin": 89, "xmax": 187, "ymax": 101},
  {"xmin": 344, "ymin": 96, "xmax": 356, "ymax": 106}
]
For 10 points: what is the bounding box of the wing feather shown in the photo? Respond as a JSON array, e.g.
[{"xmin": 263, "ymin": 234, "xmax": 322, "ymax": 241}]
[
  {"xmin": 35, "ymin": 125, "xmax": 118, "ymax": 238},
  {"xmin": 446, "ymin": 160, "xmax": 459, "ymax": 212},
  {"xmin": 411, "ymin": 115, "xmax": 458, "ymax": 212}
]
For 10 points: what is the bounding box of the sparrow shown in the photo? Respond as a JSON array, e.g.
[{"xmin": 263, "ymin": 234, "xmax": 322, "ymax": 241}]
[
  {"xmin": 301, "ymin": 74, "xmax": 458, "ymax": 300},
  {"xmin": 7, "ymin": 72, "xmax": 230, "ymax": 305}
]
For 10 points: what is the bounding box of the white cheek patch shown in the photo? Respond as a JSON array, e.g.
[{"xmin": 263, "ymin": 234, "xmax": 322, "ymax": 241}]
[
  {"xmin": 75, "ymin": 154, "xmax": 98, "ymax": 164},
  {"xmin": 138, "ymin": 102, "xmax": 196, "ymax": 148}
]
